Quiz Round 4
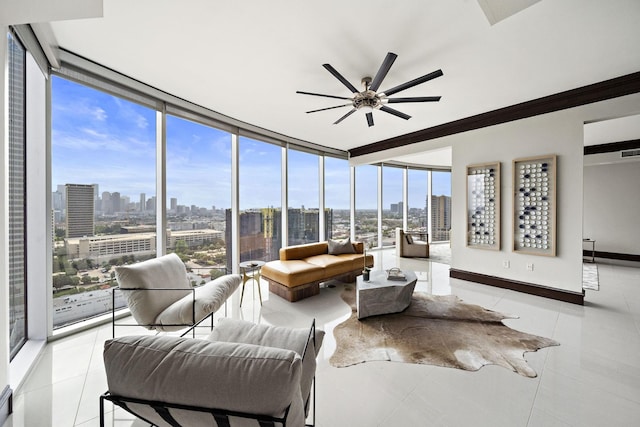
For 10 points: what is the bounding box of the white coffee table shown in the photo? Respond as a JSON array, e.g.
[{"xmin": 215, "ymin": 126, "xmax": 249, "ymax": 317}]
[{"xmin": 356, "ymin": 270, "xmax": 417, "ymax": 319}]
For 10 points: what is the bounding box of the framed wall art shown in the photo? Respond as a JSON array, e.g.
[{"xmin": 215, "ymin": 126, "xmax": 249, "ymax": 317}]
[
  {"xmin": 512, "ymin": 154, "xmax": 557, "ymax": 256},
  {"xmin": 466, "ymin": 162, "xmax": 500, "ymax": 250}
]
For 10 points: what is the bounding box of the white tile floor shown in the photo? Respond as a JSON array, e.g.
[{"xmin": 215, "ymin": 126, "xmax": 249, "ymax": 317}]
[{"xmin": 5, "ymin": 246, "xmax": 640, "ymax": 427}]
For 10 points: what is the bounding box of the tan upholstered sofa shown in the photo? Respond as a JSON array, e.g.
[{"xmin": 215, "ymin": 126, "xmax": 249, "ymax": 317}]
[
  {"xmin": 261, "ymin": 239, "xmax": 374, "ymax": 302},
  {"xmin": 396, "ymin": 228, "xmax": 430, "ymax": 258}
]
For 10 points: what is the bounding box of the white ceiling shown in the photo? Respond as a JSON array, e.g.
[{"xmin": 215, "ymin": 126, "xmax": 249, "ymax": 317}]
[
  {"xmin": 40, "ymin": 0, "xmax": 640, "ymax": 158},
  {"xmin": 584, "ymin": 114, "xmax": 640, "ymax": 146}
]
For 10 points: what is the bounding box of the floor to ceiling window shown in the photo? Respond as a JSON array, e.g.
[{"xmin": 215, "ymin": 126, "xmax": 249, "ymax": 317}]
[
  {"xmin": 381, "ymin": 165, "xmax": 403, "ymax": 246},
  {"xmin": 288, "ymin": 149, "xmax": 320, "ymax": 245},
  {"xmin": 8, "ymin": 32, "xmax": 27, "ymax": 357},
  {"xmin": 23, "ymin": 43, "xmax": 447, "ymax": 337},
  {"xmin": 238, "ymin": 137, "xmax": 282, "ymax": 263},
  {"xmin": 51, "ymin": 76, "xmax": 157, "ymax": 329},
  {"xmin": 166, "ymin": 114, "xmax": 231, "ymax": 282},
  {"xmin": 407, "ymin": 169, "xmax": 429, "ymax": 234},
  {"xmin": 324, "ymin": 156, "xmax": 350, "ymax": 239},
  {"xmin": 431, "ymin": 170, "xmax": 452, "ymax": 242},
  {"xmin": 355, "ymin": 164, "xmax": 378, "ymax": 248}
]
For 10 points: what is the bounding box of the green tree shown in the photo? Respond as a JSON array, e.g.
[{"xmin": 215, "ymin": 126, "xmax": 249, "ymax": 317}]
[
  {"xmin": 53, "ymin": 274, "xmax": 75, "ymax": 289},
  {"xmin": 175, "ymin": 240, "xmax": 189, "ymax": 255},
  {"xmin": 209, "ymin": 269, "xmax": 225, "ymax": 280}
]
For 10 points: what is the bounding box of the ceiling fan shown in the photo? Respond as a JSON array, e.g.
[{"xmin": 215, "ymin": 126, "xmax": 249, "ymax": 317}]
[{"xmin": 297, "ymin": 52, "xmax": 443, "ymax": 127}]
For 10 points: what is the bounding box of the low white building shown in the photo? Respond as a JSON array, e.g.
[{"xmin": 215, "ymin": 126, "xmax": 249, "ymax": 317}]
[{"xmin": 66, "ymin": 229, "xmax": 223, "ymax": 260}]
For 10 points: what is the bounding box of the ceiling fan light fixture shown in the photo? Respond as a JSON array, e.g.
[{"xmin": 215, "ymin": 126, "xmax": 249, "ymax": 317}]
[{"xmin": 298, "ymin": 52, "xmax": 442, "ymax": 127}]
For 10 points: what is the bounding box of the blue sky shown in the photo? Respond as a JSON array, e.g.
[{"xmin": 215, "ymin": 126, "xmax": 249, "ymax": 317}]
[{"xmin": 52, "ymin": 76, "xmax": 450, "ymax": 211}]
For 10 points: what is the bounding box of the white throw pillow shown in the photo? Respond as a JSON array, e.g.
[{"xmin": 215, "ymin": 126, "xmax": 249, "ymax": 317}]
[
  {"xmin": 115, "ymin": 253, "xmax": 190, "ymax": 328},
  {"xmin": 328, "ymin": 237, "xmax": 356, "ymax": 255}
]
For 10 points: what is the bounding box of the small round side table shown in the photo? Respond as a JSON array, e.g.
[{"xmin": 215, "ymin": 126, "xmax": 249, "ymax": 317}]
[{"xmin": 239, "ymin": 260, "xmax": 265, "ymax": 307}]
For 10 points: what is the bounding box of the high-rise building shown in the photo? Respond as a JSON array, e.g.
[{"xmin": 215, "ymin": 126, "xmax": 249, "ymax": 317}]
[
  {"xmin": 111, "ymin": 192, "xmax": 121, "ymax": 213},
  {"xmin": 225, "ymin": 207, "xmax": 332, "ymax": 271},
  {"xmin": 93, "ymin": 184, "xmax": 99, "ymax": 205},
  {"xmin": 146, "ymin": 196, "xmax": 156, "ymax": 212},
  {"xmin": 65, "ymin": 184, "xmax": 95, "ymax": 238},
  {"xmin": 101, "ymin": 191, "xmax": 111, "ymax": 213},
  {"xmin": 170, "ymin": 198, "xmax": 178, "ymax": 212},
  {"xmin": 390, "ymin": 202, "xmax": 403, "ymax": 215},
  {"xmin": 288, "ymin": 208, "xmax": 328, "ymax": 246},
  {"xmin": 140, "ymin": 193, "xmax": 146, "ymax": 212},
  {"xmin": 431, "ymin": 195, "xmax": 451, "ymax": 241}
]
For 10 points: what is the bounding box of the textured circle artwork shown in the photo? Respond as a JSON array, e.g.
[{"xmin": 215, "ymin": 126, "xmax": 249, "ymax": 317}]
[
  {"xmin": 513, "ymin": 155, "xmax": 556, "ymax": 256},
  {"xmin": 466, "ymin": 163, "xmax": 500, "ymax": 250}
]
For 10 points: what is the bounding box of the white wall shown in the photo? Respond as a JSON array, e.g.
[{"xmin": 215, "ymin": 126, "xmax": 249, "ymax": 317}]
[
  {"xmin": 583, "ymin": 160, "xmax": 640, "ymax": 255},
  {"xmin": 25, "ymin": 52, "xmax": 49, "ymax": 339},
  {"xmin": 356, "ymin": 91, "xmax": 640, "ymax": 296},
  {"xmin": 450, "ymin": 111, "xmax": 584, "ymax": 293}
]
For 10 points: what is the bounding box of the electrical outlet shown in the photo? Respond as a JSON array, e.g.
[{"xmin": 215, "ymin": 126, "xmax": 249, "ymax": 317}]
[
  {"xmin": 503, "ymin": 260, "xmax": 510, "ymax": 269},
  {"xmin": 527, "ymin": 263, "xmax": 534, "ymax": 272}
]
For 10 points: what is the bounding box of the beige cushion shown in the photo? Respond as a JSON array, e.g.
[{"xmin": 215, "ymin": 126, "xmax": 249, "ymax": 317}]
[
  {"xmin": 327, "ymin": 237, "xmax": 356, "ymax": 255},
  {"xmin": 115, "ymin": 253, "xmax": 190, "ymax": 327},
  {"xmin": 208, "ymin": 318, "xmax": 324, "ymax": 415},
  {"xmin": 336, "ymin": 253, "xmax": 374, "ymax": 271},
  {"xmin": 304, "ymin": 254, "xmax": 353, "ymax": 276},
  {"xmin": 260, "ymin": 260, "xmax": 325, "ymax": 288},
  {"xmin": 279, "ymin": 242, "xmax": 328, "ymax": 260},
  {"xmin": 104, "ymin": 334, "xmax": 304, "ymax": 427},
  {"xmin": 155, "ymin": 274, "xmax": 241, "ymax": 332}
]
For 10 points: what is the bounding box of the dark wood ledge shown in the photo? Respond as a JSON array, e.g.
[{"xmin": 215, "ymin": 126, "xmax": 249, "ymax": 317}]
[
  {"xmin": 350, "ymin": 71, "xmax": 640, "ymax": 158},
  {"xmin": 584, "ymin": 139, "xmax": 640, "ymax": 155},
  {"xmin": 583, "ymin": 250, "xmax": 640, "ymax": 263},
  {"xmin": 450, "ymin": 268, "xmax": 584, "ymax": 305}
]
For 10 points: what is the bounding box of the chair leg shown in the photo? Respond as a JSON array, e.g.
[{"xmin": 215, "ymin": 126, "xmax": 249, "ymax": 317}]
[
  {"xmin": 99, "ymin": 394, "xmax": 105, "ymax": 427},
  {"xmin": 240, "ymin": 282, "xmax": 246, "ymax": 307},
  {"xmin": 304, "ymin": 377, "xmax": 316, "ymax": 427},
  {"xmin": 257, "ymin": 276, "xmax": 263, "ymax": 306}
]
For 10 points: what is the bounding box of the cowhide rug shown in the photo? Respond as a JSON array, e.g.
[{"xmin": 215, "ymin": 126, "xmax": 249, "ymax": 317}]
[{"xmin": 330, "ymin": 287, "xmax": 559, "ymax": 377}]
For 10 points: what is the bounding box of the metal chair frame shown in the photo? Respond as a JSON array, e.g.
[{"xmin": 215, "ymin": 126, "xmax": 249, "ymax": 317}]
[{"xmin": 111, "ymin": 287, "xmax": 222, "ymax": 338}]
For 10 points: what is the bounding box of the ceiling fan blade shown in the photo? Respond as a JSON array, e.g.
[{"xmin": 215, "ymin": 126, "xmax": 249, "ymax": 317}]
[
  {"xmin": 380, "ymin": 105, "xmax": 411, "ymax": 120},
  {"xmin": 386, "ymin": 96, "xmax": 441, "ymax": 103},
  {"xmin": 369, "ymin": 52, "xmax": 398, "ymax": 92},
  {"xmin": 366, "ymin": 112, "xmax": 374, "ymax": 127},
  {"xmin": 296, "ymin": 91, "xmax": 352, "ymax": 101},
  {"xmin": 306, "ymin": 104, "xmax": 352, "ymax": 114},
  {"xmin": 381, "ymin": 69, "xmax": 444, "ymax": 97},
  {"xmin": 323, "ymin": 64, "xmax": 359, "ymax": 93},
  {"xmin": 333, "ymin": 108, "xmax": 357, "ymax": 124}
]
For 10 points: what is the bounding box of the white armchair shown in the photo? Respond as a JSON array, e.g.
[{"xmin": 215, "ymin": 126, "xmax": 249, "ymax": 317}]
[
  {"xmin": 100, "ymin": 319, "xmax": 324, "ymax": 427},
  {"xmin": 396, "ymin": 228, "xmax": 430, "ymax": 258},
  {"xmin": 113, "ymin": 253, "xmax": 240, "ymax": 336}
]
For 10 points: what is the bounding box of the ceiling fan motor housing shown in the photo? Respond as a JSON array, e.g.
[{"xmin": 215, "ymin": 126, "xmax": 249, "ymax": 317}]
[{"xmin": 353, "ymin": 90, "xmax": 381, "ymax": 111}]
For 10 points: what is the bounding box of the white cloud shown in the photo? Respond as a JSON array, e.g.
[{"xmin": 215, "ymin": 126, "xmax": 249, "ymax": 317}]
[{"xmin": 91, "ymin": 107, "xmax": 107, "ymax": 121}]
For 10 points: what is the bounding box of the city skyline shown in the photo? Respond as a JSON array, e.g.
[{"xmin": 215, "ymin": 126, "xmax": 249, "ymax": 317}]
[{"xmin": 52, "ymin": 76, "xmax": 450, "ymax": 211}]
